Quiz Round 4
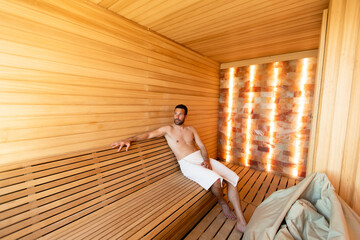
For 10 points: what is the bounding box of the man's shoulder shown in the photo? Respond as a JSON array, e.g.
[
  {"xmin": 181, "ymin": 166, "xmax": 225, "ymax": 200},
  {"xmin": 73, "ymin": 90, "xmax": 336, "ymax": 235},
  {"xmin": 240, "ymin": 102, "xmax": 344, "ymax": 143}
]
[
  {"xmin": 185, "ymin": 125, "xmax": 196, "ymax": 131},
  {"xmin": 159, "ymin": 125, "xmax": 172, "ymax": 131}
]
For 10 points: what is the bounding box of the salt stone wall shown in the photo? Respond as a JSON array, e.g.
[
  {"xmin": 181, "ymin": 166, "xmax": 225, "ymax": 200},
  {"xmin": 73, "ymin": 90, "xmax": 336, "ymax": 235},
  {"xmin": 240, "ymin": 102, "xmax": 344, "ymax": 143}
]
[{"xmin": 218, "ymin": 58, "xmax": 317, "ymax": 178}]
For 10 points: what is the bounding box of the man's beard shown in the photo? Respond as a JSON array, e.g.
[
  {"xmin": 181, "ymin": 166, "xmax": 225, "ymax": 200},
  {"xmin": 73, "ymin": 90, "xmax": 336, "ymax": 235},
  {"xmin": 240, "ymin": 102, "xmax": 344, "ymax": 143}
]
[{"xmin": 174, "ymin": 119, "xmax": 184, "ymax": 125}]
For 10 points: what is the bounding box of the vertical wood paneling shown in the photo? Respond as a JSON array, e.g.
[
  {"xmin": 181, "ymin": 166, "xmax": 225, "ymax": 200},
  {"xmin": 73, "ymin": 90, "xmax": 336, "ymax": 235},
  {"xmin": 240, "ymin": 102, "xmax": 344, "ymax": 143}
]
[
  {"xmin": 340, "ymin": 28, "xmax": 360, "ymax": 212},
  {"xmin": 307, "ymin": 9, "xmax": 328, "ymax": 175},
  {"xmin": 0, "ymin": 0, "xmax": 219, "ymax": 166},
  {"xmin": 312, "ymin": 0, "xmax": 360, "ymax": 215}
]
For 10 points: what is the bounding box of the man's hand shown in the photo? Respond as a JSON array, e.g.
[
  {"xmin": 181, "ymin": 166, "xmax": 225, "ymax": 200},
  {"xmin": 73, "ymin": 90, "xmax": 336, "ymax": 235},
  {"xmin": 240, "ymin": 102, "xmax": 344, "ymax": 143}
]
[
  {"xmin": 111, "ymin": 140, "xmax": 131, "ymax": 152},
  {"xmin": 201, "ymin": 160, "xmax": 212, "ymax": 170}
]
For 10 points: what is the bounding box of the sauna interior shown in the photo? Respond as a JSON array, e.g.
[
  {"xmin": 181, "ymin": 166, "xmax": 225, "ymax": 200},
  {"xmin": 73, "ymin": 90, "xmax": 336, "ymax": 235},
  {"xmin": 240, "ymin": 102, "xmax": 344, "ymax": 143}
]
[{"xmin": 1, "ymin": 0, "xmax": 360, "ymax": 239}]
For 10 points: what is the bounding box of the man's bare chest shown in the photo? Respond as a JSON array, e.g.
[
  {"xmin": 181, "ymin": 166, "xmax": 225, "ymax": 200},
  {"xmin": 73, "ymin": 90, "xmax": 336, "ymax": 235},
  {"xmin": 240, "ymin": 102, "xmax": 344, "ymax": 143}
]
[{"xmin": 167, "ymin": 129, "xmax": 194, "ymax": 144}]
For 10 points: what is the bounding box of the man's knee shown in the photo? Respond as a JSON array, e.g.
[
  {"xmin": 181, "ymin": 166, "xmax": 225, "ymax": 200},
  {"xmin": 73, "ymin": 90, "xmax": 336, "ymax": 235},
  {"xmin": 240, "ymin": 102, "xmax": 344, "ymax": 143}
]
[{"xmin": 212, "ymin": 178, "xmax": 222, "ymax": 188}]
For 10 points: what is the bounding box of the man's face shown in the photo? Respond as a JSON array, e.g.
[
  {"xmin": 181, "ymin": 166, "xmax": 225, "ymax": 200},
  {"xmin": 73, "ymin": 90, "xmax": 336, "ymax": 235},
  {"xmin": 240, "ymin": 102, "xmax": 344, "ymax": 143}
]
[{"xmin": 174, "ymin": 108, "xmax": 186, "ymax": 125}]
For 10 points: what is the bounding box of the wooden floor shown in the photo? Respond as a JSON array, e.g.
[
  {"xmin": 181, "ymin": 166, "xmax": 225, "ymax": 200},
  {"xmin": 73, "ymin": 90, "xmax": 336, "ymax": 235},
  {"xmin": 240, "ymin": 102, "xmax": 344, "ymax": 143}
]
[{"xmin": 184, "ymin": 163, "xmax": 300, "ymax": 240}]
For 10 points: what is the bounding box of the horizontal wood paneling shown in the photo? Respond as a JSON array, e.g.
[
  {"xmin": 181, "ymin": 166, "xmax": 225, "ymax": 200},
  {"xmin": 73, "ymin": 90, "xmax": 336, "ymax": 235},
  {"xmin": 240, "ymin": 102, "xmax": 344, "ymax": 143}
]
[
  {"xmin": 92, "ymin": 0, "xmax": 329, "ymax": 62},
  {"xmin": 0, "ymin": 0, "xmax": 219, "ymax": 166}
]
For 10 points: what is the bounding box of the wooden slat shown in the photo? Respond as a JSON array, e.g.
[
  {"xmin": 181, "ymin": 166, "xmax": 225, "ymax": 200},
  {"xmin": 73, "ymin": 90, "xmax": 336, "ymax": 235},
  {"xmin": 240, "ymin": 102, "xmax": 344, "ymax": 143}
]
[
  {"xmin": 239, "ymin": 171, "xmax": 261, "ymax": 200},
  {"xmin": 128, "ymin": 185, "xmax": 208, "ymax": 239},
  {"xmin": 184, "ymin": 204, "xmax": 222, "ymax": 240},
  {"xmin": 92, "ymin": 0, "xmax": 329, "ymax": 62},
  {"xmin": 226, "ymin": 201, "xmax": 249, "ymax": 240},
  {"xmin": 0, "ymin": 0, "xmax": 219, "ymax": 167},
  {"xmin": 44, "ymin": 172, "xmax": 185, "ymax": 239},
  {"xmin": 266, "ymin": 174, "xmax": 281, "ymax": 198},
  {"xmin": 2, "ymin": 137, "xmax": 208, "ymax": 239},
  {"xmin": 199, "ymin": 211, "xmax": 227, "ymax": 239},
  {"xmin": 151, "ymin": 191, "xmax": 216, "ymax": 240},
  {"xmin": 244, "ymin": 171, "xmax": 267, "ymax": 203},
  {"xmin": 252, "ymin": 173, "xmax": 274, "ymax": 206},
  {"xmin": 58, "ymin": 173, "xmax": 192, "ymax": 240},
  {"xmin": 213, "ymin": 217, "xmax": 237, "ymax": 240},
  {"xmin": 186, "ymin": 167, "xmax": 299, "ymax": 239},
  {"xmin": 287, "ymin": 178, "xmax": 296, "ymax": 188}
]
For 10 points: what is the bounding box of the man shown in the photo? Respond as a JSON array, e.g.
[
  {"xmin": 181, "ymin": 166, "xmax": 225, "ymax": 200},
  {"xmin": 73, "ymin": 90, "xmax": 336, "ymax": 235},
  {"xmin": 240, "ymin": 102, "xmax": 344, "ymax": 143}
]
[{"xmin": 111, "ymin": 104, "xmax": 247, "ymax": 232}]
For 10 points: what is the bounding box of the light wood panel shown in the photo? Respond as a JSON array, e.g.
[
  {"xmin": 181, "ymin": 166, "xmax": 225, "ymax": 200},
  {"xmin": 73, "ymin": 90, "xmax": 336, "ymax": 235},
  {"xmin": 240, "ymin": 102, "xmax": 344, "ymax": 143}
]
[
  {"xmin": 0, "ymin": 137, "xmax": 216, "ymax": 239},
  {"xmin": 310, "ymin": 0, "xmax": 360, "ymax": 216},
  {"xmin": 220, "ymin": 50, "xmax": 318, "ymax": 69},
  {"xmin": 0, "ymin": 0, "xmax": 219, "ymax": 166},
  {"xmin": 91, "ymin": 0, "xmax": 329, "ymax": 62}
]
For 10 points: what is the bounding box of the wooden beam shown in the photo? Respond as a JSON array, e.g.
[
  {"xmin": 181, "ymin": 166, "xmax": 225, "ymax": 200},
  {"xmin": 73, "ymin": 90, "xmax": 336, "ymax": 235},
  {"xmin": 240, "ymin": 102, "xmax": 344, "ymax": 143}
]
[
  {"xmin": 220, "ymin": 50, "xmax": 318, "ymax": 69},
  {"xmin": 307, "ymin": 9, "xmax": 328, "ymax": 175}
]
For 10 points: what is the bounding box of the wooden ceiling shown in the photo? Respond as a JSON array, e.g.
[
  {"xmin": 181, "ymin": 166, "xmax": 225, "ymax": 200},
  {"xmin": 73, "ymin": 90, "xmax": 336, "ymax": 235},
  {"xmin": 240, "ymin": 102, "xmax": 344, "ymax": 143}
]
[{"xmin": 89, "ymin": 0, "xmax": 329, "ymax": 63}]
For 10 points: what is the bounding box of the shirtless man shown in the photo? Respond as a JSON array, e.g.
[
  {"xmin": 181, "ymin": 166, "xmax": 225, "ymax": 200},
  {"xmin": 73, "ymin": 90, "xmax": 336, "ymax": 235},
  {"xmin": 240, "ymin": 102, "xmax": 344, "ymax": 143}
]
[{"xmin": 111, "ymin": 104, "xmax": 247, "ymax": 232}]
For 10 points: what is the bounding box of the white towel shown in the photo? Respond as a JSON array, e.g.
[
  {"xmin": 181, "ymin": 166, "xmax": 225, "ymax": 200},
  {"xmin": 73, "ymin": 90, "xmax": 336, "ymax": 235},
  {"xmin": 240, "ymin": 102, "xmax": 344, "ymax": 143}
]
[{"xmin": 178, "ymin": 151, "xmax": 239, "ymax": 190}]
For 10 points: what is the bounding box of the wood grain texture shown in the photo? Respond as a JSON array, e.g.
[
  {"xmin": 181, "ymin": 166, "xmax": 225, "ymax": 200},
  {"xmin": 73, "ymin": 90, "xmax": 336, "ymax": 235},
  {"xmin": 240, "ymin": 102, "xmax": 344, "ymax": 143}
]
[
  {"xmin": 0, "ymin": 0, "xmax": 219, "ymax": 166},
  {"xmin": 185, "ymin": 164, "xmax": 298, "ymax": 239},
  {"xmin": 0, "ymin": 137, "xmax": 216, "ymax": 239},
  {"xmin": 91, "ymin": 0, "xmax": 329, "ymax": 62},
  {"xmin": 312, "ymin": 0, "xmax": 360, "ymax": 216}
]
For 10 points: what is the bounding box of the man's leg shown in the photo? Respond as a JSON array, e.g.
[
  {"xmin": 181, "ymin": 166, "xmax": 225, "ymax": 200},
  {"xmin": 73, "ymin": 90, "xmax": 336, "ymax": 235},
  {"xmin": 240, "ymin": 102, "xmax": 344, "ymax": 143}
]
[
  {"xmin": 227, "ymin": 181, "xmax": 247, "ymax": 232},
  {"xmin": 210, "ymin": 179, "xmax": 236, "ymax": 220}
]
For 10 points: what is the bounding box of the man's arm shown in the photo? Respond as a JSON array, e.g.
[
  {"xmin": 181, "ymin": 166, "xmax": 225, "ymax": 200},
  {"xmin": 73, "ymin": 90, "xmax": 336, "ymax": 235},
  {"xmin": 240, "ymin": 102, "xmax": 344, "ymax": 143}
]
[
  {"xmin": 111, "ymin": 126, "xmax": 169, "ymax": 152},
  {"xmin": 191, "ymin": 127, "xmax": 212, "ymax": 170}
]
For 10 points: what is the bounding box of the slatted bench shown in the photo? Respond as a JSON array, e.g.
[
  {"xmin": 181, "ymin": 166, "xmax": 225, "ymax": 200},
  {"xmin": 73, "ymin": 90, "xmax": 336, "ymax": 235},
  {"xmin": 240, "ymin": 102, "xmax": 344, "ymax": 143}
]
[{"xmin": 0, "ymin": 137, "xmax": 217, "ymax": 240}]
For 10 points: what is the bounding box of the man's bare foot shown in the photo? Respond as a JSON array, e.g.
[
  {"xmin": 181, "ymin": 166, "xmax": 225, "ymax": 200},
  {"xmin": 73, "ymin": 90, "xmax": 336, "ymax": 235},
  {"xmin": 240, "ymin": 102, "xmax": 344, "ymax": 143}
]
[
  {"xmin": 235, "ymin": 221, "xmax": 247, "ymax": 233},
  {"xmin": 220, "ymin": 203, "xmax": 237, "ymax": 220}
]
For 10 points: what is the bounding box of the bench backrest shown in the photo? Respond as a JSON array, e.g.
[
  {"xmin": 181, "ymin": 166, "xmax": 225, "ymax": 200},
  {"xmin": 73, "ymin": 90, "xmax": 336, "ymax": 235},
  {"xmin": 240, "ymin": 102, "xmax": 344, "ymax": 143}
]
[{"xmin": 0, "ymin": 137, "xmax": 178, "ymax": 239}]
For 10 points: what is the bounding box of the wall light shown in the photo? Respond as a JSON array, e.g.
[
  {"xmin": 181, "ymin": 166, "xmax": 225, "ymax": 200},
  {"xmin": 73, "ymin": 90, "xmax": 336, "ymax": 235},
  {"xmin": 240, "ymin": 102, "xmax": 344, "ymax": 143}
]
[
  {"xmin": 267, "ymin": 62, "xmax": 280, "ymax": 171},
  {"xmin": 244, "ymin": 65, "xmax": 256, "ymax": 166},
  {"xmin": 292, "ymin": 58, "xmax": 309, "ymax": 177},
  {"xmin": 226, "ymin": 68, "xmax": 235, "ymax": 162}
]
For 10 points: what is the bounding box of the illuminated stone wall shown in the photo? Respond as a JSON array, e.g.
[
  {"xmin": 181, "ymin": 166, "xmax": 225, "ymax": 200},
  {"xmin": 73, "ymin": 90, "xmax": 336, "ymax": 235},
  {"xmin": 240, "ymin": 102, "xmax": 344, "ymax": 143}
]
[{"xmin": 218, "ymin": 58, "xmax": 317, "ymax": 178}]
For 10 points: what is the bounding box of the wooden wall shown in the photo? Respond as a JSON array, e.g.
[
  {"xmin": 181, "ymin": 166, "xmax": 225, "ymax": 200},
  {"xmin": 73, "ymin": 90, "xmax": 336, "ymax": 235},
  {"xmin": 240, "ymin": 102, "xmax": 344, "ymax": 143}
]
[
  {"xmin": 309, "ymin": 0, "xmax": 360, "ymax": 215},
  {"xmin": 0, "ymin": 0, "xmax": 219, "ymax": 166}
]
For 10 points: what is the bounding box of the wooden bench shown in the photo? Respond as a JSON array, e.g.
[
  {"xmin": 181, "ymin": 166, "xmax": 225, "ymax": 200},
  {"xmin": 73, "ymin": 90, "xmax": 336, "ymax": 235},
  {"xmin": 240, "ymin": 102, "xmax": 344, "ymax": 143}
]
[{"xmin": 0, "ymin": 137, "xmax": 217, "ymax": 239}]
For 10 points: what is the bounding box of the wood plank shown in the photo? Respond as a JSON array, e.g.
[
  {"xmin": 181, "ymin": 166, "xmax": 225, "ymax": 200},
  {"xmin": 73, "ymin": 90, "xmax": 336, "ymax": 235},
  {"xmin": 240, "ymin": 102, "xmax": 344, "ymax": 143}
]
[
  {"xmin": 45, "ymin": 172, "xmax": 184, "ymax": 239},
  {"xmin": 265, "ymin": 174, "xmax": 281, "ymax": 198},
  {"xmin": 237, "ymin": 169, "xmax": 255, "ymax": 198},
  {"xmin": 213, "ymin": 217, "xmax": 237, "ymax": 240},
  {"xmin": 184, "ymin": 204, "xmax": 222, "ymax": 240},
  {"xmin": 307, "ymin": 9, "xmax": 328, "ymax": 175},
  {"xmin": 129, "ymin": 185, "xmax": 208, "ymax": 239},
  {"xmin": 152, "ymin": 191, "xmax": 216, "ymax": 240},
  {"xmin": 62, "ymin": 175, "xmax": 192, "ymax": 239},
  {"xmin": 287, "ymin": 178, "xmax": 296, "ymax": 188},
  {"xmin": 226, "ymin": 201, "xmax": 249, "ymax": 240},
  {"xmin": 277, "ymin": 176, "xmax": 288, "ymax": 190},
  {"xmin": 221, "ymin": 50, "xmax": 318, "ymax": 68},
  {"xmin": 1, "ymin": 136, "xmax": 195, "ymax": 239},
  {"xmin": 1, "ymin": 0, "xmax": 218, "ymax": 69},
  {"xmin": 240, "ymin": 170, "xmax": 261, "ymax": 200},
  {"xmin": 199, "ymin": 212, "xmax": 227, "ymax": 240},
  {"xmin": 244, "ymin": 171, "xmax": 267, "ymax": 203},
  {"xmin": 186, "ymin": 167, "xmax": 298, "ymax": 240},
  {"xmin": 252, "ymin": 172, "xmax": 274, "ymax": 206},
  {"xmin": 0, "ymin": 0, "xmax": 219, "ymax": 168}
]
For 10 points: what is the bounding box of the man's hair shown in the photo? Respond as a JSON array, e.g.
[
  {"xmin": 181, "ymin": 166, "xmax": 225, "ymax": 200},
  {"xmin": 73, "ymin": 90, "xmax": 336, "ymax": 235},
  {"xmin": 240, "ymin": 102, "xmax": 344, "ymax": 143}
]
[{"xmin": 175, "ymin": 104, "xmax": 188, "ymax": 115}]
